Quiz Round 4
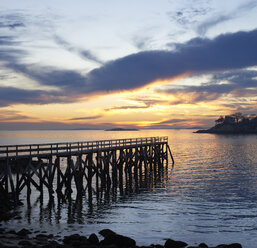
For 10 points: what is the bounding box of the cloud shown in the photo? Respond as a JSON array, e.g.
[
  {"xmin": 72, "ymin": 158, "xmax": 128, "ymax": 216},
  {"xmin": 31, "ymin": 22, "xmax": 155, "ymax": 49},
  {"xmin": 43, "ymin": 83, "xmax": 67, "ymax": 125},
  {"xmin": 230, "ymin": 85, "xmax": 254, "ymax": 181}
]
[
  {"xmin": 0, "ymin": 12, "xmax": 26, "ymax": 30},
  {"xmin": 54, "ymin": 36, "xmax": 102, "ymax": 64},
  {"xmin": 157, "ymin": 69, "xmax": 257, "ymax": 103},
  {"xmin": 0, "ymin": 22, "xmax": 25, "ymax": 29},
  {"xmin": 0, "ymin": 110, "xmax": 30, "ymax": 121},
  {"xmin": 197, "ymin": 15, "xmax": 232, "ymax": 36},
  {"xmin": 0, "ymin": 36, "xmax": 17, "ymax": 45},
  {"xmin": 1, "ymin": 29, "xmax": 257, "ymax": 107},
  {"xmin": 0, "ymin": 121, "xmax": 104, "ymax": 130},
  {"xmin": 85, "ymin": 29, "xmax": 257, "ymax": 92},
  {"xmin": 105, "ymin": 105, "xmax": 149, "ymax": 111},
  {"xmin": 105, "ymin": 97, "xmax": 167, "ymax": 111},
  {"xmin": 167, "ymin": 5, "xmax": 211, "ymax": 27},
  {"xmin": 158, "ymin": 118, "xmax": 190, "ymax": 124},
  {"xmin": 0, "ymin": 87, "xmax": 72, "ymax": 107},
  {"xmin": 196, "ymin": 0, "xmax": 257, "ymax": 36},
  {"xmin": 69, "ymin": 115, "xmax": 102, "ymax": 120}
]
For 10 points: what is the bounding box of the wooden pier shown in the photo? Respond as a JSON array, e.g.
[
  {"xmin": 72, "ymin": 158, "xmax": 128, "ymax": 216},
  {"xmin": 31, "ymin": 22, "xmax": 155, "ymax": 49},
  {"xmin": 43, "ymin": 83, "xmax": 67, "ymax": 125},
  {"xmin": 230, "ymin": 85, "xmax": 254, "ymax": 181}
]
[{"xmin": 0, "ymin": 137, "xmax": 174, "ymax": 202}]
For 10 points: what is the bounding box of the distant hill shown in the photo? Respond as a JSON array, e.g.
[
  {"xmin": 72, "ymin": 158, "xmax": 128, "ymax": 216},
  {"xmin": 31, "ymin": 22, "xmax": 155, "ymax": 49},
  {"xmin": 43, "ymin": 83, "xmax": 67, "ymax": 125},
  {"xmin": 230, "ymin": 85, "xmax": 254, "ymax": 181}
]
[
  {"xmin": 196, "ymin": 113, "xmax": 257, "ymax": 134},
  {"xmin": 105, "ymin": 128, "xmax": 139, "ymax": 131}
]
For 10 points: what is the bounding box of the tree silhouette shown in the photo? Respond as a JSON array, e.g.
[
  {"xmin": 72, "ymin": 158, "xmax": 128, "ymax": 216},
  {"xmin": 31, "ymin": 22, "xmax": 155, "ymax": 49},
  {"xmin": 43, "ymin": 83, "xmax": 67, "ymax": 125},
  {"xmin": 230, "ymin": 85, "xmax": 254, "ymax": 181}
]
[
  {"xmin": 231, "ymin": 112, "xmax": 243, "ymax": 124},
  {"xmin": 215, "ymin": 115, "xmax": 225, "ymax": 125}
]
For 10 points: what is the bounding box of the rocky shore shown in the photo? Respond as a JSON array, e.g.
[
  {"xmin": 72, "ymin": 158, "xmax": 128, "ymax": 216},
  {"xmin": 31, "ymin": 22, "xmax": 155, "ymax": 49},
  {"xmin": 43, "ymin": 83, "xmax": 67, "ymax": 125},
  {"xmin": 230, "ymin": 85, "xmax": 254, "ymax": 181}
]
[{"xmin": 0, "ymin": 227, "xmax": 242, "ymax": 248}]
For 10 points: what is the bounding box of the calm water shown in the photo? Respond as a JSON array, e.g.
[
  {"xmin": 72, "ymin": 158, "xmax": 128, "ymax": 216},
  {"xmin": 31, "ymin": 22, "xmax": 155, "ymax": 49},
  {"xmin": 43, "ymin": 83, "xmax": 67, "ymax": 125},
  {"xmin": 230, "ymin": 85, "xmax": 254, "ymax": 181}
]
[{"xmin": 1, "ymin": 129, "xmax": 257, "ymax": 247}]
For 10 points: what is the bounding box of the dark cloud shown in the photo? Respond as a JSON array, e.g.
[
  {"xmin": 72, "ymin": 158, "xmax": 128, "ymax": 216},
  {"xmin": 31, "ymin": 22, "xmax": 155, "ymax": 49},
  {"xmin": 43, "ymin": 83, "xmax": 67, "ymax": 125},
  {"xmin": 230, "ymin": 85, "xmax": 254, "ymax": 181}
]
[
  {"xmin": 17, "ymin": 67, "xmax": 87, "ymax": 91},
  {"xmin": 86, "ymin": 29, "xmax": 257, "ymax": 92},
  {"xmin": 0, "ymin": 87, "xmax": 72, "ymax": 107},
  {"xmin": 69, "ymin": 115, "xmax": 102, "ymax": 120}
]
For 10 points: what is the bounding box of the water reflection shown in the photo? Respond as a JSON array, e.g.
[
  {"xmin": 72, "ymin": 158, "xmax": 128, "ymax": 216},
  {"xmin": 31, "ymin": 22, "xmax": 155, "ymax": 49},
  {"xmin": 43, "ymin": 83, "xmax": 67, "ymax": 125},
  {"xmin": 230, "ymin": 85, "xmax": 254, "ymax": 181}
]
[{"xmin": 19, "ymin": 165, "xmax": 169, "ymax": 226}]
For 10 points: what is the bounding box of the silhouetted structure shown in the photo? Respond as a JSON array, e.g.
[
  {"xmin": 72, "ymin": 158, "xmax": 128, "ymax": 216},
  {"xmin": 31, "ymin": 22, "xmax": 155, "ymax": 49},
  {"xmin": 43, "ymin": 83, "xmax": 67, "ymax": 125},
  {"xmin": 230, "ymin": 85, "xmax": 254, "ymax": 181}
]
[{"xmin": 0, "ymin": 137, "xmax": 174, "ymax": 203}]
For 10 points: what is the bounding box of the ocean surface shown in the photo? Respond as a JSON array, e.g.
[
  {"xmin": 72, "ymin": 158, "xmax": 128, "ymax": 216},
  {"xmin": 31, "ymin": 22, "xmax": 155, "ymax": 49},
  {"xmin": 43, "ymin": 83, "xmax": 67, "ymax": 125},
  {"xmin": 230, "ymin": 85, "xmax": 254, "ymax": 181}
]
[{"xmin": 1, "ymin": 129, "xmax": 257, "ymax": 247}]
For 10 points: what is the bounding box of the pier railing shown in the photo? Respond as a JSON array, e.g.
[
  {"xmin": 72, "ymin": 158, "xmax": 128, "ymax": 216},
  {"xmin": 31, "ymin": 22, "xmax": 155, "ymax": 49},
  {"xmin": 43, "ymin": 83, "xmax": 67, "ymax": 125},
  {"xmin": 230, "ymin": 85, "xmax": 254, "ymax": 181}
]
[{"xmin": 0, "ymin": 136, "xmax": 168, "ymax": 159}]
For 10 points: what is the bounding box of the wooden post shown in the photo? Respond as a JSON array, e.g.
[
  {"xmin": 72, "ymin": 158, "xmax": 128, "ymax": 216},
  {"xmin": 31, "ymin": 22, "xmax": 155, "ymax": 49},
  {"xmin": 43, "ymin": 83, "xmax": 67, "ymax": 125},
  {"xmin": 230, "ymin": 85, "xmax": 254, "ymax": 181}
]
[
  {"xmin": 39, "ymin": 162, "xmax": 43, "ymax": 198},
  {"xmin": 15, "ymin": 171, "xmax": 20, "ymax": 201},
  {"xmin": 65, "ymin": 156, "xmax": 72, "ymax": 196},
  {"xmin": 56, "ymin": 157, "xmax": 61, "ymax": 195},
  {"xmin": 87, "ymin": 152, "xmax": 93, "ymax": 199},
  {"xmin": 96, "ymin": 152, "xmax": 100, "ymax": 194},
  {"xmin": 134, "ymin": 147, "xmax": 139, "ymax": 191},
  {"xmin": 118, "ymin": 149, "xmax": 124, "ymax": 195},
  {"xmin": 26, "ymin": 159, "xmax": 31, "ymax": 205},
  {"xmin": 112, "ymin": 150, "xmax": 117, "ymax": 189}
]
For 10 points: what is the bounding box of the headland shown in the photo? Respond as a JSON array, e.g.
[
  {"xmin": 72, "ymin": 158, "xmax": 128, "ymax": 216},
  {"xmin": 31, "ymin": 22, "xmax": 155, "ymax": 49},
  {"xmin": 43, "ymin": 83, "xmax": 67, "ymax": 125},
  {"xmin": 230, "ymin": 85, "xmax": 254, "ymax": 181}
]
[{"xmin": 196, "ymin": 113, "xmax": 257, "ymax": 134}]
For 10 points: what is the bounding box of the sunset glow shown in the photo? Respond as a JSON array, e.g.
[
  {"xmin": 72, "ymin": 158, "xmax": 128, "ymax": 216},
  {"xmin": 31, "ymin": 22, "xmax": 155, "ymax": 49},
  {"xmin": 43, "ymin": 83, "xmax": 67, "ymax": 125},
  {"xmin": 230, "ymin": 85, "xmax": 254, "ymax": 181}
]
[{"xmin": 0, "ymin": 0, "xmax": 257, "ymax": 130}]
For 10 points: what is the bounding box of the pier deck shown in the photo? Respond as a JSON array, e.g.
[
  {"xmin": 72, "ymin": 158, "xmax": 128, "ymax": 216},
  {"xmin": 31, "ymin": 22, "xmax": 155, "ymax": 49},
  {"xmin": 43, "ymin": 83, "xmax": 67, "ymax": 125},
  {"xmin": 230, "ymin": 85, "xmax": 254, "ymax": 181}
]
[{"xmin": 0, "ymin": 136, "xmax": 174, "ymax": 201}]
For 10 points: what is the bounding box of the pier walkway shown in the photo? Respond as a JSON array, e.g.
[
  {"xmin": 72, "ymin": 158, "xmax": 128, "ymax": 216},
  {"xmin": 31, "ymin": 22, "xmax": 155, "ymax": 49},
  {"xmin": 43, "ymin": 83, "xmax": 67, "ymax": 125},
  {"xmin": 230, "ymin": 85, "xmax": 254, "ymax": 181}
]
[{"xmin": 0, "ymin": 136, "xmax": 174, "ymax": 201}]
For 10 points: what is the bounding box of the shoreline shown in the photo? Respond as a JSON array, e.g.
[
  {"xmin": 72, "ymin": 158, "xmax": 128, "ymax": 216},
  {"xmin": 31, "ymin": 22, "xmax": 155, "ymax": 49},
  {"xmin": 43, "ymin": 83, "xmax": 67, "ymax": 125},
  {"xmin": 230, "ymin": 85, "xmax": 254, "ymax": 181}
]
[{"xmin": 0, "ymin": 226, "xmax": 243, "ymax": 248}]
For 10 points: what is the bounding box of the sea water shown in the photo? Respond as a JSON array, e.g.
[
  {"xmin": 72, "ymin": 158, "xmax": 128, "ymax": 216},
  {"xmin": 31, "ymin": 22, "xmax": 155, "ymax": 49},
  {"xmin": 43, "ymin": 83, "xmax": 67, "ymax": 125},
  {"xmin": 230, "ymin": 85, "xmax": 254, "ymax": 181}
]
[{"xmin": 1, "ymin": 129, "xmax": 257, "ymax": 247}]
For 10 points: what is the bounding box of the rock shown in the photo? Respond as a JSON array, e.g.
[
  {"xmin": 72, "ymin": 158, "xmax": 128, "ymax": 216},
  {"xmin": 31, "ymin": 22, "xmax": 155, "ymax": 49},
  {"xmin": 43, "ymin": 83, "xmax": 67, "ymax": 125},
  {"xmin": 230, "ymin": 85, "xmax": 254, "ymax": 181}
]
[
  {"xmin": 101, "ymin": 233, "xmax": 136, "ymax": 247},
  {"xmin": 14, "ymin": 216, "xmax": 22, "ymax": 220},
  {"xmin": 88, "ymin": 233, "xmax": 99, "ymax": 245},
  {"xmin": 63, "ymin": 234, "xmax": 80, "ymax": 244},
  {"xmin": 199, "ymin": 243, "xmax": 208, "ymax": 248},
  {"xmin": 41, "ymin": 241, "xmax": 63, "ymax": 248},
  {"xmin": 99, "ymin": 229, "xmax": 117, "ymax": 237},
  {"xmin": 63, "ymin": 234, "xmax": 89, "ymax": 246},
  {"xmin": 227, "ymin": 244, "xmax": 242, "ymax": 248},
  {"xmin": 18, "ymin": 240, "xmax": 33, "ymax": 246},
  {"xmin": 164, "ymin": 239, "xmax": 187, "ymax": 248},
  {"xmin": 36, "ymin": 234, "xmax": 50, "ymax": 241},
  {"xmin": 214, "ymin": 244, "xmax": 242, "ymax": 248},
  {"xmin": 154, "ymin": 245, "xmax": 164, "ymax": 248},
  {"xmin": 17, "ymin": 228, "xmax": 31, "ymax": 236}
]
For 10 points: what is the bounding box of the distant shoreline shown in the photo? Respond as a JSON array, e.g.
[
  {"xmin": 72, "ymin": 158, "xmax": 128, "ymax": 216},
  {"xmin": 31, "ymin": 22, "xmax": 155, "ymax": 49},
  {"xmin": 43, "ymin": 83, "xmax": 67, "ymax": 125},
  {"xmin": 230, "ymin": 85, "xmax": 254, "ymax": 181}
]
[{"xmin": 104, "ymin": 128, "xmax": 139, "ymax": 131}]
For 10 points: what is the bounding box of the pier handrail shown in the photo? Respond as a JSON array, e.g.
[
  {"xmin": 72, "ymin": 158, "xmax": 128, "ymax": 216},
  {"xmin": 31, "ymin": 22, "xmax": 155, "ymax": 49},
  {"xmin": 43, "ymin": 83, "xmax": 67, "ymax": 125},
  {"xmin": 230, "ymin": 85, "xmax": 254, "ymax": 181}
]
[{"xmin": 0, "ymin": 136, "xmax": 168, "ymax": 159}]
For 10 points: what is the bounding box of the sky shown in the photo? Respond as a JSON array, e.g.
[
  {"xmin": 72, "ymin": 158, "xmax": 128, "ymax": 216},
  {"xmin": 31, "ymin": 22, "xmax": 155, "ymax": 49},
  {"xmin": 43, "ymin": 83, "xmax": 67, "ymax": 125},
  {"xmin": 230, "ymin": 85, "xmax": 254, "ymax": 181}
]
[{"xmin": 0, "ymin": 0, "xmax": 257, "ymax": 130}]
